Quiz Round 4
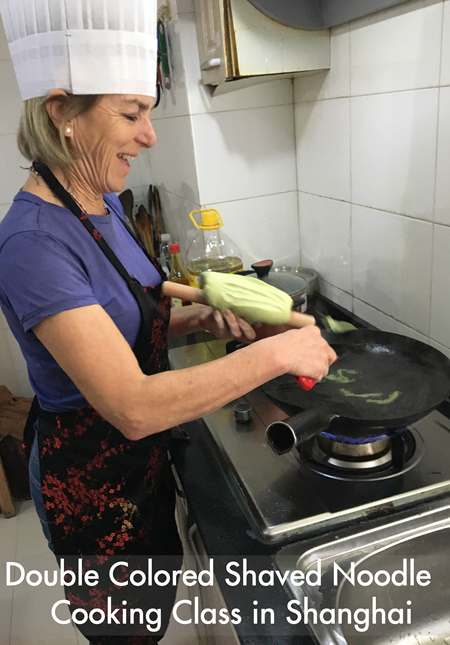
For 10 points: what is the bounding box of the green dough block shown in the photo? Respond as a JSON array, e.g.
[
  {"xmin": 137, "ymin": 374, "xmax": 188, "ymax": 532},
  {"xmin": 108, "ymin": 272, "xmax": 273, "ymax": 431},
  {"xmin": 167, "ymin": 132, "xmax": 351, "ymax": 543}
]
[
  {"xmin": 322, "ymin": 315, "xmax": 357, "ymax": 333},
  {"xmin": 199, "ymin": 271, "xmax": 293, "ymax": 325}
]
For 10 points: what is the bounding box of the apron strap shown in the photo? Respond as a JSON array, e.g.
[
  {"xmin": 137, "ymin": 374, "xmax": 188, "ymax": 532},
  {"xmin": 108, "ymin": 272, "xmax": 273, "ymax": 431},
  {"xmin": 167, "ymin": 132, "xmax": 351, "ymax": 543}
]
[{"xmin": 32, "ymin": 163, "xmax": 161, "ymax": 368}]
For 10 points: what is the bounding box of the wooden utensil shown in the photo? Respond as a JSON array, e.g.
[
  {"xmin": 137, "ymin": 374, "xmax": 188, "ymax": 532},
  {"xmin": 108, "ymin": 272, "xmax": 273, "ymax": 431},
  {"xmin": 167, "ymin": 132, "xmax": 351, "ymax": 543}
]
[
  {"xmin": 161, "ymin": 280, "xmax": 315, "ymax": 328},
  {"xmin": 152, "ymin": 186, "xmax": 163, "ymax": 255},
  {"xmin": 136, "ymin": 205, "xmax": 155, "ymax": 256},
  {"xmin": 118, "ymin": 189, "xmax": 139, "ymax": 238}
]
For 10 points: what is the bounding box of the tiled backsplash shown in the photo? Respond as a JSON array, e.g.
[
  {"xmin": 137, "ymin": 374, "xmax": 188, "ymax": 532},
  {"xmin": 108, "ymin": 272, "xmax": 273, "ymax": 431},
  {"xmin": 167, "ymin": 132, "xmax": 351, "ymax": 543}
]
[
  {"xmin": 295, "ymin": 0, "xmax": 450, "ymax": 358},
  {"xmin": 150, "ymin": 3, "xmax": 299, "ymax": 265}
]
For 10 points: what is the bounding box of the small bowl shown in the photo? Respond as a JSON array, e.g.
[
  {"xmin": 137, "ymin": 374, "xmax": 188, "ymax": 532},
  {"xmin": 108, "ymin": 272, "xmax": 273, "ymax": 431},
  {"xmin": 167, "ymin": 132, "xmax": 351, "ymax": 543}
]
[{"xmin": 272, "ymin": 266, "xmax": 319, "ymax": 297}]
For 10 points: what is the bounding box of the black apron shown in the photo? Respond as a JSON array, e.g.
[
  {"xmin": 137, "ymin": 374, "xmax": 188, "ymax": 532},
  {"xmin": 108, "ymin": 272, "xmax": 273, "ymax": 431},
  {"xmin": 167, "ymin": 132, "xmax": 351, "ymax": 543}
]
[{"xmin": 24, "ymin": 164, "xmax": 182, "ymax": 644}]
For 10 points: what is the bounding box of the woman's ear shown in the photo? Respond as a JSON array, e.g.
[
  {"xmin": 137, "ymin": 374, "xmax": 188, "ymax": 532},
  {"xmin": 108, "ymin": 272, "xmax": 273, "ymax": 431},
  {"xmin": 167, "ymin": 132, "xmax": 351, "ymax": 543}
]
[{"xmin": 45, "ymin": 89, "xmax": 70, "ymax": 133}]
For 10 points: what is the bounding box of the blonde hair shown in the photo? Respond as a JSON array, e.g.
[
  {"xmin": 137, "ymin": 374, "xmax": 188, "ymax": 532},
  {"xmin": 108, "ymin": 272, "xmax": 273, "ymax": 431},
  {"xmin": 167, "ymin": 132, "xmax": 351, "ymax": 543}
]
[{"xmin": 17, "ymin": 94, "xmax": 101, "ymax": 166}]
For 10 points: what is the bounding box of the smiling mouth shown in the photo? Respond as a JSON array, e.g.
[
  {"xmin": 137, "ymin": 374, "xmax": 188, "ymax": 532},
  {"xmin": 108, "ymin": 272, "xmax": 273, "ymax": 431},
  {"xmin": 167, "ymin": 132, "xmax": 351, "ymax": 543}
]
[{"xmin": 117, "ymin": 153, "xmax": 136, "ymax": 168}]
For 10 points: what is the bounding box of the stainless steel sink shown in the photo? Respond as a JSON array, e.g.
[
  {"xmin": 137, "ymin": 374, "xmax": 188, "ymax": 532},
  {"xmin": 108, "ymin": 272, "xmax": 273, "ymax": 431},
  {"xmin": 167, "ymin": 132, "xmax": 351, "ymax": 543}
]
[{"xmin": 275, "ymin": 500, "xmax": 450, "ymax": 645}]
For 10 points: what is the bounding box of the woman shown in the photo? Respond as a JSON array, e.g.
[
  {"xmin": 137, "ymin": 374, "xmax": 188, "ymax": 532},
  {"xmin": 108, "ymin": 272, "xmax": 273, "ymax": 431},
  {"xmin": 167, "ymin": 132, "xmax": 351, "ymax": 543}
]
[
  {"xmin": 0, "ymin": 88, "xmax": 334, "ymax": 642},
  {"xmin": 0, "ymin": 2, "xmax": 335, "ymax": 643}
]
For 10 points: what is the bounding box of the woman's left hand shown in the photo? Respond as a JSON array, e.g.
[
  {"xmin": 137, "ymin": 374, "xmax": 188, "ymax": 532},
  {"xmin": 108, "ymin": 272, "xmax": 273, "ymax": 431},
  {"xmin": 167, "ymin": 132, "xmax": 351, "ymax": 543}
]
[
  {"xmin": 201, "ymin": 307, "xmax": 257, "ymax": 343},
  {"xmin": 168, "ymin": 303, "xmax": 300, "ymax": 343}
]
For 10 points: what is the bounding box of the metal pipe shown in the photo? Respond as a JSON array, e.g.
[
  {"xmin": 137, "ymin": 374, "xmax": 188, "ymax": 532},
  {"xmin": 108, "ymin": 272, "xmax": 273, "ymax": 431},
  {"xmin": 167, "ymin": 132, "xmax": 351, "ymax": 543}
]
[{"xmin": 266, "ymin": 410, "xmax": 334, "ymax": 455}]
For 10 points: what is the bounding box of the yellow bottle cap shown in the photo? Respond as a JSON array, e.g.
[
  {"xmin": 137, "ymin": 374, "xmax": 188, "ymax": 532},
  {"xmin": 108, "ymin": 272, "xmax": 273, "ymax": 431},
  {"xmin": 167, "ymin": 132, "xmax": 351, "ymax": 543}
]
[{"xmin": 189, "ymin": 209, "xmax": 224, "ymax": 230}]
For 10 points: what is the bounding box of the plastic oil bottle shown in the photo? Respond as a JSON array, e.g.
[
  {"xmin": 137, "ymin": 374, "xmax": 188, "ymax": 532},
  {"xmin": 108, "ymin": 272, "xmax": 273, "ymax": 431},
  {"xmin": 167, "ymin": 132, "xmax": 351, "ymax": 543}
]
[
  {"xmin": 168, "ymin": 243, "xmax": 191, "ymax": 307},
  {"xmin": 186, "ymin": 209, "xmax": 243, "ymax": 288}
]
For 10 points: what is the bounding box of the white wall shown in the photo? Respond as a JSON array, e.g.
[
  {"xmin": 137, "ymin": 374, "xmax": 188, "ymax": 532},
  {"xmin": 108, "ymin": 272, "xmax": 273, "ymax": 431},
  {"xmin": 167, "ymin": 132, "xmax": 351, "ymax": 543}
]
[
  {"xmin": 150, "ymin": 0, "xmax": 300, "ymax": 268},
  {"xmin": 295, "ymin": 0, "xmax": 450, "ymax": 358},
  {"xmin": 0, "ymin": 18, "xmax": 153, "ymax": 395}
]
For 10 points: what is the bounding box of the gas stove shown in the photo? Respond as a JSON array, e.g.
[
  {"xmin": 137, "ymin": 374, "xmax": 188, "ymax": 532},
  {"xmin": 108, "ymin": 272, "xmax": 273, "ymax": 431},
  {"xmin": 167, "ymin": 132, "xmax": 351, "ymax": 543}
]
[{"xmin": 169, "ymin": 339, "xmax": 450, "ymax": 545}]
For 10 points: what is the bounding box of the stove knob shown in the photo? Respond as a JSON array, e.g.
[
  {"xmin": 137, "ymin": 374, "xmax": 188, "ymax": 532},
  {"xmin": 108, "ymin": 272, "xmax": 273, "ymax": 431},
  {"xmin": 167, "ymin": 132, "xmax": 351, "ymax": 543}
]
[{"xmin": 234, "ymin": 403, "xmax": 252, "ymax": 424}]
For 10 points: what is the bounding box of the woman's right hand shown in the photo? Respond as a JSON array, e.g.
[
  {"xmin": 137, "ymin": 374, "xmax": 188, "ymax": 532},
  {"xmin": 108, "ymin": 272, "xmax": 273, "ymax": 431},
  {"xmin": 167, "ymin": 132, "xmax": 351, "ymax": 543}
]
[{"xmin": 274, "ymin": 325, "xmax": 337, "ymax": 382}]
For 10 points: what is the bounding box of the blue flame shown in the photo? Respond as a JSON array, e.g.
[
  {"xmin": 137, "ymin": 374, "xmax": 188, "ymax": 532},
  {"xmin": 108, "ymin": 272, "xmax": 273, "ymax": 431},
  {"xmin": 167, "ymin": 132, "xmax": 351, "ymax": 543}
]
[{"xmin": 320, "ymin": 428, "xmax": 406, "ymax": 445}]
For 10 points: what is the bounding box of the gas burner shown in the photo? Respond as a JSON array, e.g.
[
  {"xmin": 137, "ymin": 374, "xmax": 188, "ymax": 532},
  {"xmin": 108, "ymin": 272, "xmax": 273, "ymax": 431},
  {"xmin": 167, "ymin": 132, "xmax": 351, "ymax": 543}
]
[
  {"xmin": 298, "ymin": 428, "xmax": 424, "ymax": 482},
  {"xmin": 314, "ymin": 433, "xmax": 392, "ymax": 470}
]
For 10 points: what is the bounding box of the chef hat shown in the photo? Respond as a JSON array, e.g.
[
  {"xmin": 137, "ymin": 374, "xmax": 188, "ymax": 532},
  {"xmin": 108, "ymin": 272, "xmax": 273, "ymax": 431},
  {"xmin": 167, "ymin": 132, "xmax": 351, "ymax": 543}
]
[{"xmin": 0, "ymin": 0, "xmax": 157, "ymax": 100}]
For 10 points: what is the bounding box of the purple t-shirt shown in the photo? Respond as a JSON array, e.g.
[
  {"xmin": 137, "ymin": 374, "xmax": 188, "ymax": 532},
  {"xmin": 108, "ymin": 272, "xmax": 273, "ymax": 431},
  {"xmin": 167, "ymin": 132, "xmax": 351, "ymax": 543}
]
[{"xmin": 0, "ymin": 191, "xmax": 163, "ymax": 412}]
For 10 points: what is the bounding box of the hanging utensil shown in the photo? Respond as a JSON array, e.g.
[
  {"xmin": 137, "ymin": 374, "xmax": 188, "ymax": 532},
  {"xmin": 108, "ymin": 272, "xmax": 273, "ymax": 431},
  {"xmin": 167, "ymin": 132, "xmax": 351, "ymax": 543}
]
[
  {"xmin": 118, "ymin": 189, "xmax": 139, "ymax": 239},
  {"xmin": 151, "ymin": 186, "xmax": 163, "ymax": 257},
  {"xmin": 157, "ymin": 20, "xmax": 171, "ymax": 90},
  {"xmin": 135, "ymin": 205, "xmax": 155, "ymax": 256}
]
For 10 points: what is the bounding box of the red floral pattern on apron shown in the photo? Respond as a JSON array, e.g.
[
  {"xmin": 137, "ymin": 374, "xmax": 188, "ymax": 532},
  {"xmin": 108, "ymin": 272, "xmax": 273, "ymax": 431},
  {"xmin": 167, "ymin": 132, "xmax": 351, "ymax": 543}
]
[{"xmin": 37, "ymin": 290, "xmax": 182, "ymax": 644}]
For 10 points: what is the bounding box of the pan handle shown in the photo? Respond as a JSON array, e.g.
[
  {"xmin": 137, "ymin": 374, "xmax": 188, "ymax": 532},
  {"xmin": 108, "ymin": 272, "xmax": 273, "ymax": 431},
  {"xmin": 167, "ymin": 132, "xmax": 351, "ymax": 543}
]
[{"xmin": 266, "ymin": 410, "xmax": 334, "ymax": 455}]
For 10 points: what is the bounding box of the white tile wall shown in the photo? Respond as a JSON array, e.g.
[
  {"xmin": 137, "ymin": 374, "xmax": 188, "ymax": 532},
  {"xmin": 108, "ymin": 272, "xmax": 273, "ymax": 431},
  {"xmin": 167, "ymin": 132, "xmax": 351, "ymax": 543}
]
[
  {"xmin": 352, "ymin": 298, "xmax": 433, "ymax": 346},
  {"xmin": 150, "ymin": 115, "xmax": 199, "ymax": 203},
  {"xmin": 299, "ymin": 193, "xmax": 352, "ymax": 292},
  {"xmin": 192, "ymin": 104, "xmax": 297, "ymax": 205},
  {"xmin": 295, "ymin": 98, "xmax": 351, "ymax": 201},
  {"xmin": 175, "ymin": 0, "xmax": 195, "ymax": 13},
  {"xmin": 294, "ymin": 24, "xmax": 350, "ymax": 103},
  {"xmin": 351, "ymin": 89, "xmax": 439, "ymax": 220},
  {"xmin": 352, "ymin": 298, "xmax": 404, "ymax": 334},
  {"xmin": 294, "ymin": 0, "xmax": 450, "ymax": 359},
  {"xmin": 156, "ymin": 188, "xmax": 200, "ymax": 258},
  {"xmin": 440, "ymin": 0, "xmax": 450, "ymax": 86},
  {"xmin": 210, "ymin": 191, "xmax": 300, "ymax": 269},
  {"xmin": 149, "ymin": 7, "xmax": 300, "ymax": 263},
  {"xmin": 0, "ymin": 61, "xmax": 22, "ymax": 135},
  {"xmin": 430, "ymin": 223, "xmax": 450, "ymax": 347},
  {"xmin": 0, "ymin": 137, "xmax": 29, "ymax": 205},
  {"xmin": 350, "ymin": 0, "xmax": 442, "ymax": 96},
  {"xmin": 139, "ymin": 148, "xmax": 153, "ymax": 188},
  {"xmin": 434, "ymin": 86, "xmax": 450, "ymax": 225},
  {"xmin": 0, "ymin": 17, "xmax": 10, "ymax": 61},
  {"xmin": 318, "ymin": 279, "xmax": 353, "ymax": 311},
  {"xmin": 352, "ymin": 205, "xmax": 433, "ymax": 335},
  {"xmin": 0, "ymin": 204, "xmax": 9, "ymax": 223}
]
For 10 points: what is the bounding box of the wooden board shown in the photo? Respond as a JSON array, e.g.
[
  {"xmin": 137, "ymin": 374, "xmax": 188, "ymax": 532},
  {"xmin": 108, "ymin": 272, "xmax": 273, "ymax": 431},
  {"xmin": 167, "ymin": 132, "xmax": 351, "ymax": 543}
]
[{"xmin": 0, "ymin": 454, "xmax": 15, "ymax": 518}]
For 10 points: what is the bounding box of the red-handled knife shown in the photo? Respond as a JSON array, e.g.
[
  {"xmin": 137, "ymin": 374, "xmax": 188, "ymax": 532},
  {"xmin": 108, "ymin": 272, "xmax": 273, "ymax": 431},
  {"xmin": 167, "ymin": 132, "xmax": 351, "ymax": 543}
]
[
  {"xmin": 295, "ymin": 376, "xmax": 317, "ymax": 390},
  {"xmin": 295, "ymin": 358, "xmax": 338, "ymax": 390}
]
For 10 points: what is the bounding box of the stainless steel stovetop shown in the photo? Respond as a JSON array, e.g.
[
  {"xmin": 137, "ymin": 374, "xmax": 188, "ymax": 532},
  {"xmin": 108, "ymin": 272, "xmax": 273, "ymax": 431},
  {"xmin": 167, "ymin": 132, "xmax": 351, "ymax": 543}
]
[{"xmin": 170, "ymin": 339, "xmax": 450, "ymax": 544}]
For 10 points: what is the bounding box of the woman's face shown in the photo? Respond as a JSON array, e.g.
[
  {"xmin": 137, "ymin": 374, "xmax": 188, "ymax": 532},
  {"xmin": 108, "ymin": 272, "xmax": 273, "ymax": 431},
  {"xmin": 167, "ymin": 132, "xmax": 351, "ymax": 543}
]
[{"xmin": 69, "ymin": 94, "xmax": 156, "ymax": 194}]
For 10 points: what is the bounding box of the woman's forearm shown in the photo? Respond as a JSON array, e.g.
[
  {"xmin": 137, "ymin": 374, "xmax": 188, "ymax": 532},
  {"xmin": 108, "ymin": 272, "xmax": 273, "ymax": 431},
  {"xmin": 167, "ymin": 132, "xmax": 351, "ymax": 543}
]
[
  {"xmin": 33, "ymin": 305, "xmax": 334, "ymax": 443},
  {"xmin": 125, "ymin": 335, "xmax": 287, "ymax": 439}
]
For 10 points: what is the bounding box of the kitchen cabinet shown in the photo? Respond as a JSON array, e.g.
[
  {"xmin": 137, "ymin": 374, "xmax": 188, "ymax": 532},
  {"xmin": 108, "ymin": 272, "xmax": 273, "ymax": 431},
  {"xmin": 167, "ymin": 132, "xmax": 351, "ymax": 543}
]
[
  {"xmin": 194, "ymin": 0, "xmax": 330, "ymax": 91},
  {"xmin": 173, "ymin": 475, "xmax": 241, "ymax": 644}
]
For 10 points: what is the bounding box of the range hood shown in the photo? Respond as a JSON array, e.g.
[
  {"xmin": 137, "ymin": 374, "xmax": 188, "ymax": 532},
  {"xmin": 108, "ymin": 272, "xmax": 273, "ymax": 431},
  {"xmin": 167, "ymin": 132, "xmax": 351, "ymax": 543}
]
[{"xmin": 247, "ymin": 0, "xmax": 411, "ymax": 30}]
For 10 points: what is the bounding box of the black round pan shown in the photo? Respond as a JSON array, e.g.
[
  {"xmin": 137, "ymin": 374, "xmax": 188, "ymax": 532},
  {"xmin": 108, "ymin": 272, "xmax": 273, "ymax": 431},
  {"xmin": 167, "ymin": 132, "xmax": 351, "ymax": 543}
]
[{"xmin": 263, "ymin": 330, "xmax": 450, "ymax": 452}]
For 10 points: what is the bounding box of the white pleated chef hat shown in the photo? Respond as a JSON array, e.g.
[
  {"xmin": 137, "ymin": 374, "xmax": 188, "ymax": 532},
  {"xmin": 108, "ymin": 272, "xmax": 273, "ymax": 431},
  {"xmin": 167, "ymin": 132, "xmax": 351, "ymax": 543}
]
[{"xmin": 0, "ymin": 0, "xmax": 157, "ymax": 100}]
